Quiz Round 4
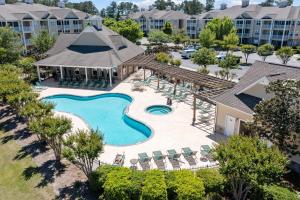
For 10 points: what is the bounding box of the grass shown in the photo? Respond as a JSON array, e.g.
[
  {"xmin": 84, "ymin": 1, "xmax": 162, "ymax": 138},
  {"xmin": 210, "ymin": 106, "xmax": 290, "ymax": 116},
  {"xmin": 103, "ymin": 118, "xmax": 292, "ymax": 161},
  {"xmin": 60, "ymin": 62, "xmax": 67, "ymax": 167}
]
[{"xmin": 0, "ymin": 131, "xmax": 54, "ymax": 200}]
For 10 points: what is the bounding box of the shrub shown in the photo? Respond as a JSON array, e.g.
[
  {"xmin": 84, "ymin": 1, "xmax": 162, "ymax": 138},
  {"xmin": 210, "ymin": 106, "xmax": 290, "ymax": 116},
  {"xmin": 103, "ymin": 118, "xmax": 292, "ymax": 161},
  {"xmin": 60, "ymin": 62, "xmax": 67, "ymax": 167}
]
[
  {"xmin": 262, "ymin": 185, "xmax": 298, "ymax": 200},
  {"xmin": 89, "ymin": 165, "xmax": 122, "ymax": 193},
  {"xmin": 104, "ymin": 167, "xmax": 140, "ymax": 200},
  {"xmin": 166, "ymin": 170, "xmax": 205, "ymax": 200},
  {"xmin": 141, "ymin": 170, "xmax": 167, "ymax": 200},
  {"xmin": 170, "ymin": 59, "xmax": 182, "ymax": 67},
  {"xmin": 196, "ymin": 168, "xmax": 224, "ymax": 194},
  {"xmin": 156, "ymin": 52, "xmax": 171, "ymax": 63}
]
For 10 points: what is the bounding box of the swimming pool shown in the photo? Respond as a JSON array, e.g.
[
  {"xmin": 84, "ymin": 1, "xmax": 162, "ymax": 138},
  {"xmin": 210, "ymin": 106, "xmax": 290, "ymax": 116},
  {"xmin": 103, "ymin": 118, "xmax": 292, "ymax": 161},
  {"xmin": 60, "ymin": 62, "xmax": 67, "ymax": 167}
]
[
  {"xmin": 43, "ymin": 93, "xmax": 152, "ymax": 146},
  {"xmin": 146, "ymin": 105, "xmax": 172, "ymax": 115}
]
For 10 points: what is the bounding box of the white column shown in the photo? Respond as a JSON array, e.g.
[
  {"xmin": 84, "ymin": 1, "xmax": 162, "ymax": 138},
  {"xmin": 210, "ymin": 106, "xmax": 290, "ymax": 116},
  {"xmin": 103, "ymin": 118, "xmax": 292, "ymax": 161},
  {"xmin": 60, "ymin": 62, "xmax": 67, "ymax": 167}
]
[
  {"xmin": 20, "ymin": 20, "xmax": 27, "ymax": 54},
  {"xmin": 281, "ymin": 20, "xmax": 287, "ymax": 47},
  {"xmin": 258, "ymin": 20, "xmax": 263, "ymax": 45},
  {"xmin": 85, "ymin": 67, "xmax": 88, "ymax": 83},
  {"xmin": 268, "ymin": 20, "xmax": 273, "ymax": 44},
  {"xmin": 37, "ymin": 65, "xmax": 41, "ymax": 82},
  {"xmin": 109, "ymin": 68, "xmax": 112, "ymax": 87},
  {"xmin": 60, "ymin": 66, "xmax": 63, "ymax": 80}
]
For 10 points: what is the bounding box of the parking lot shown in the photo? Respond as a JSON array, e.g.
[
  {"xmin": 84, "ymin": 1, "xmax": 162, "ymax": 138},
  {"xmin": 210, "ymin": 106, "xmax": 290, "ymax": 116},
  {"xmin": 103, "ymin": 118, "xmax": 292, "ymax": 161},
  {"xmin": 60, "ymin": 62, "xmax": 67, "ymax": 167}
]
[{"xmin": 172, "ymin": 51, "xmax": 300, "ymax": 81}]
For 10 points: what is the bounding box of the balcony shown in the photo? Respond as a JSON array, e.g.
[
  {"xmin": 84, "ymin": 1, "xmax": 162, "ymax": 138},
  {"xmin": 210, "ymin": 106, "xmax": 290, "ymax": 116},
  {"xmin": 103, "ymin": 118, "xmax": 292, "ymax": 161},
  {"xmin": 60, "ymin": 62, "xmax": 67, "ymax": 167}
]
[
  {"xmin": 272, "ymin": 35, "xmax": 289, "ymax": 40},
  {"xmin": 262, "ymin": 24, "xmax": 272, "ymax": 29},
  {"xmin": 13, "ymin": 27, "xmax": 21, "ymax": 32},
  {"xmin": 23, "ymin": 25, "xmax": 33, "ymax": 32},
  {"xmin": 273, "ymin": 25, "xmax": 285, "ymax": 29}
]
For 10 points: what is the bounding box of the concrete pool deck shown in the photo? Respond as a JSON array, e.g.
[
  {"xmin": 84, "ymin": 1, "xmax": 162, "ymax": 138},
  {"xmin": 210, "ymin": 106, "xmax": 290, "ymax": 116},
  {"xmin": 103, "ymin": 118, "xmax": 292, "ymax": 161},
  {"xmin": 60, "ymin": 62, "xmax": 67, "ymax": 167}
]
[{"xmin": 39, "ymin": 71, "xmax": 226, "ymax": 170}]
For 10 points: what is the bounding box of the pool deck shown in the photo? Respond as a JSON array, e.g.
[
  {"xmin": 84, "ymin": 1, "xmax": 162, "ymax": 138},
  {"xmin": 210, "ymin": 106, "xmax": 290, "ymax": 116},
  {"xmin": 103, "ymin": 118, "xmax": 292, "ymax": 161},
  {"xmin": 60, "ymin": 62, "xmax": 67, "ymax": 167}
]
[{"xmin": 39, "ymin": 71, "xmax": 227, "ymax": 170}]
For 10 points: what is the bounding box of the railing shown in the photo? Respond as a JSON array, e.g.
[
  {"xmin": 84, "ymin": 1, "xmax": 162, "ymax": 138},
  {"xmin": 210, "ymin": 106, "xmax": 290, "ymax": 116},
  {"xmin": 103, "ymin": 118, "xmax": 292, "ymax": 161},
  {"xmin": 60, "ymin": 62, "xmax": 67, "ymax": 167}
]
[
  {"xmin": 272, "ymin": 35, "xmax": 289, "ymax": 40},
  {"xmin": 23, "ymin": 26, "xmax": 33, "ymax": 32},
  {"xmin": 273, "ymin": 25, "xmax": 285, "ymax": 29},
  {"xmin": 262, "ymin": 24, "xmax": 272, "ymax": 29},
  {"xmin": 24, "ymin": 39, "xmax": 31, "ymax": 45},
  {"xmin": 13, "ymin": 26, "xmax": 21, "ymax": 32}
]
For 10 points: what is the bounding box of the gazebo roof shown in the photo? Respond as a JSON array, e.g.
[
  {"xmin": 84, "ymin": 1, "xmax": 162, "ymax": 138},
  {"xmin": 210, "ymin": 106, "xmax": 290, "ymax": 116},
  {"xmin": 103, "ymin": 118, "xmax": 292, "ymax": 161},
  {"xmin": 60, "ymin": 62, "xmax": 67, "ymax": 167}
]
[{"xmin": 35, "ymin": 26, "xmax": 145, "ymax": 69}]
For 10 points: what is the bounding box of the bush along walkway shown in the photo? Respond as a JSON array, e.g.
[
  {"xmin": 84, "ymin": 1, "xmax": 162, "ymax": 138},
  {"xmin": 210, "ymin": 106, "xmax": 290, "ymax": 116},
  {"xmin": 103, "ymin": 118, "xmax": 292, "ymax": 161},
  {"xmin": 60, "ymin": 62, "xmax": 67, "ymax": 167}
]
[{"xmin": 0, "ymin": 105, "xmax": 97, "ymax": 200}]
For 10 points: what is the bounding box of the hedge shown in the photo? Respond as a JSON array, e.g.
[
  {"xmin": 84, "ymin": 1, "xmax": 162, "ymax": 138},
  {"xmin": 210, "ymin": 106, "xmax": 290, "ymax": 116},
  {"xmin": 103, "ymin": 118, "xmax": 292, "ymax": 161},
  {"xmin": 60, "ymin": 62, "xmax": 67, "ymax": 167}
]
[
  {"xmin": 196, "ymin": 168, "xmax": 224, "ymax": 194},
  {"xmin": 141, "ymin": 170, "xmax": 167, "ymax": 200},
  {"xmin": 166, "ymin": 170, "xmax": 205, "ymax": 200},
  {"xmin": 103, "ymin": 167, "xmax": 142, "ymax": 200},
  {"xmin": 262, "ymin": 185, "xmax": 299, "ymax": 200},
  {"xmin": 89, "ymin": 165, "xmax": 123, "ymax": 193}
]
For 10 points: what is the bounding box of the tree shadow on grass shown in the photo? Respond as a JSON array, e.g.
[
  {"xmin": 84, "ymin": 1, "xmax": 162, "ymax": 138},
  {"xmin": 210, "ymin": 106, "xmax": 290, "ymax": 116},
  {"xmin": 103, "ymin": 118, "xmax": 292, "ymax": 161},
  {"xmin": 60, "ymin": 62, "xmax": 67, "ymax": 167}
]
[
  {"xmin": 23, "ymin": 160, "xmax": 66, "ymax": 188},
  {"xmin": 55, "ymin": 181, "xmax": 98, "ymax": 200},
  {"xmin": 14, "ymin": 140, "xmax": 49, "ymax": 160},
  {"xmin": 0, "ymin": 127, "xmax": 32, "ymax": 144}
]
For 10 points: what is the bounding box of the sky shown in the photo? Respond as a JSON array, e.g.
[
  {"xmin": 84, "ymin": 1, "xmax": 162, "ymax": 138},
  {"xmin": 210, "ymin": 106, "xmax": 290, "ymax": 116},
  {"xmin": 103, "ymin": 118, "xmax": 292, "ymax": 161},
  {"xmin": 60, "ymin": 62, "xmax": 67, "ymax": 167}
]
[{"xmin": 70, "ymin": 0, "xmax": 300, "ymax": 10}]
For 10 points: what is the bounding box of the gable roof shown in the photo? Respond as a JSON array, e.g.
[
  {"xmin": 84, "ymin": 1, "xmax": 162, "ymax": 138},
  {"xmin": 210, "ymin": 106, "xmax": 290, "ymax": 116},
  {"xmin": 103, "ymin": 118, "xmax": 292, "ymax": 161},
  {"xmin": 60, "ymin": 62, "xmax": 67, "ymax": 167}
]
[
  {"xmin": 35, "ymin": 26, "xmax": 145, "ymax": 69},
  {"xmin": 129, "ymin": 9, "xmax": 188, "ymax": 20},
  {"xmin": 0, "ymin": 2, "xmax": 90, "ymax": 21},
  {"xmin": 213, "ymin": 61, "xmax": 300, "ymax": 114}
]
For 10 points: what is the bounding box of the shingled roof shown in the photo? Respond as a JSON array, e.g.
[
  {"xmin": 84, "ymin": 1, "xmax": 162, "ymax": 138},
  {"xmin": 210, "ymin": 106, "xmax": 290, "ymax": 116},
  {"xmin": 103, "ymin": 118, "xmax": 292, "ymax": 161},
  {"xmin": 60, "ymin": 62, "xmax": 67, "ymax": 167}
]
[
  {"xmin": 35, "ymin": 26, "xmax": 145, "ymax": 68},
  {"xmin": 213, "ymin": 61, "xmax": 300, "ymax": 114}
]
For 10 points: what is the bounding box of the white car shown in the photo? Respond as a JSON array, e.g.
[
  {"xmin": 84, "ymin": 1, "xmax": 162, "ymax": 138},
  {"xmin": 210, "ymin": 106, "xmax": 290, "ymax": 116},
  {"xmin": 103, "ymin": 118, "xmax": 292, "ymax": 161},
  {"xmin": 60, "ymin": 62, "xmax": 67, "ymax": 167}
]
[
  {"xmin": 216, "ymin": 52, "xmax": 227, "ymax": 61},
  {"xmin": 181, "ymin": 49, "xmax": 196, "ymax": 59}
]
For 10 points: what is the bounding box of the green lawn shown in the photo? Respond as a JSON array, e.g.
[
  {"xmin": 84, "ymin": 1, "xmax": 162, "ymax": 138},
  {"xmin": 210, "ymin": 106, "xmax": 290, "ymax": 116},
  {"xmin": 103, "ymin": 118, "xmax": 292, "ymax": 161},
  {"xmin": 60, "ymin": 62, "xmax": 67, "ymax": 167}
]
[{"xmin": 0, "ymin": 131, "xmax": 54, "ymax": 200}]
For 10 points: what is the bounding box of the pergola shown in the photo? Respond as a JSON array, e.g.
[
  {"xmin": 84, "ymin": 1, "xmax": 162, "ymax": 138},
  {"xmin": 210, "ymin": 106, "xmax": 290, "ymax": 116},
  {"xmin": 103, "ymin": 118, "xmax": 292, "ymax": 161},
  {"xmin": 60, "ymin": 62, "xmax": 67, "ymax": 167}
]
[{"xmin": 122, "ymin": 54, "xmax": 236, "ymax": 125}]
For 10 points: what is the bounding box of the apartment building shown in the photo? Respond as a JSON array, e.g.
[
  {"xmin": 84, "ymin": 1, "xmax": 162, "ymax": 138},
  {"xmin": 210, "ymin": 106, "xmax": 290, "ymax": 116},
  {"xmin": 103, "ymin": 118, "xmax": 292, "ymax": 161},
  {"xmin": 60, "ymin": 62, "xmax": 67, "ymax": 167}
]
[
  {"xmin": 129, "ymin": 7, "xmax": 188, "ymax": 35},
  {"xmin": 129, "ymin": 1, "xmax": 300, "ymax": 46},
  {"xmin": 0, "ymin": 0, "xmax": 102, "ymax": 52}
]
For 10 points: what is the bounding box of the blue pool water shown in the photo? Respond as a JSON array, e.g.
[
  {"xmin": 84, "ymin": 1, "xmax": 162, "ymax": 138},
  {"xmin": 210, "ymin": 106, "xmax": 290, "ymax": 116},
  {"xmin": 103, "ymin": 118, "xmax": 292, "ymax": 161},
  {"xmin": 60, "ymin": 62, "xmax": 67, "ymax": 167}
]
[
  {"xmin": 43, "ymin": 93, "xmax": 152, "ymax": 146},
  {"xmin": 146, "ymin": 105, "xmax": 172, "ymax": 115}
]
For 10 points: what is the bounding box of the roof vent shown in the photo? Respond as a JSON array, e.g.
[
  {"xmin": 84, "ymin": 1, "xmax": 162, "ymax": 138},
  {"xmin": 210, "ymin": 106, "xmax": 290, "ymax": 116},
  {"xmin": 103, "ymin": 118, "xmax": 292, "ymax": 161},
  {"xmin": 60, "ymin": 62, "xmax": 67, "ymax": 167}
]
[
  {"xmin": 24, "ymin": 0, "xmax": 33, "ymax": 4},
  {"xmin": 220, "ymin": 3, "xmax": 227, "ymax": 10},
  {"xmin": 0, "ymin": 0, "xmax": 5, "ymax": 5},
  {"xmin": 278, "ymin": 0, "xmax": 288, "ymax": 8},
  {"xmin": 242, "ymin": 0, "xmax": 250, "ymax": 7},
  {"xmin": 166, "ymin": 6, "xmax": 172, "ymax": 11}
]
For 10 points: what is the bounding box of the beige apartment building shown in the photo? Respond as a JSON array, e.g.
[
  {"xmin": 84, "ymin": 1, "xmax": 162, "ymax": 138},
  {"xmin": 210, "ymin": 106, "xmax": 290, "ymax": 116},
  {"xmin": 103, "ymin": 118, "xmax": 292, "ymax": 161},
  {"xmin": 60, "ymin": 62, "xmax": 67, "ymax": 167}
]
[
  {"xmin": 130, "ymin": 0, "xmax": 300, "ymax": 46},
  {"xmin": 0, "ymin": 0, "xmax": 102, "ymax": 52}
]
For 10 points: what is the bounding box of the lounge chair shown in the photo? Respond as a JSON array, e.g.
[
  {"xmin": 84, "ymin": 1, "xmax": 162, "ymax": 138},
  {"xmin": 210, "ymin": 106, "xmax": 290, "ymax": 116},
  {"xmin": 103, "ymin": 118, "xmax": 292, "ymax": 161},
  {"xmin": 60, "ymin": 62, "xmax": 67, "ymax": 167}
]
[
  {"xmin": 33, "ymin": 82, "xmax": 48, "ymax": 90},
  {"xmin": 177, "ymin": 93, "xmax": 188, "ymax": 102},
  {"xmin": 83, "ymin": 80, "xmax": 91, "ymax": 88},
  {"xmin": 167, "ymin": 149, "xmax": 181, "ymax": 160},
  {"xmin": 152, "ymin": 151, "xmax": 166, "ymax": 170},
  {"xmin": 88, "ymin": 81, "xmax": 97, "ymax": 88},
  {"xmin": 174, "ymin": 91, "xmax": 184, "ymax": 100},
  {"xmin": 113, "ymin": 153, "xmax": 125, "ymax": 166},
  {"xmin": 143, "ymin": 78, "xmax": 151, "ymax": 86},
  {"xmin": 72, "ymin": 81, "xmax": 81, "ymax": 88},
  {"xmin": 167, "ymin": 149, "xmax": 181, "ymax": 170},
  {"xmin": 163, "ymin": 87, "xmax": 173, "ymax": 96},
  {"xmin": 200, "ymin": 150, "xmax": 209, "ymax": 162},
  {"xmin": 138, "ymin": 152, "xmax": 152, "ymax": 170},
  {"xmin": 201, "ymin": 145, "xmax": 211, "ymax": 152},
  {"xmin": 182, "ymin": 147, "xmax": 197, "ymax": 158}
]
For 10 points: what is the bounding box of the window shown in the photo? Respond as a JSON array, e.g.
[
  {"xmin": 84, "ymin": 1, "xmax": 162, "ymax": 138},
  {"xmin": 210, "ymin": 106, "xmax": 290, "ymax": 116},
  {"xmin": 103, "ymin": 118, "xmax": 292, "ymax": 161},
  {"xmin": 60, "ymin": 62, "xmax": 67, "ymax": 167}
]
[
  {"xmin": 57, "ymin": 21, "xmax": 62, "ymax": 25},
  {"xmin": 73, "ymin": 20, "xmax": 78, "ymax": 25},
  {"xmin": 256, "ymin": 20, "xmax": 261, "ymax": 25}
]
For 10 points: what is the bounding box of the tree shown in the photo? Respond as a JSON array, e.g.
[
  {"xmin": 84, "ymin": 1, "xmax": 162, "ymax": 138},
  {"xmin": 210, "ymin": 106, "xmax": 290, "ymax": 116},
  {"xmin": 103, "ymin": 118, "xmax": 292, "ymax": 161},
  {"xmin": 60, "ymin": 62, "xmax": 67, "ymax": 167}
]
[
  {"xmin": 240, "ymin": 44, "xmax": 256, "ymax": 64},
  {"xmin": 170, "ymin": 59, "xmax": 181, "ymax": 67},
  {"xmin": 163, "ymin": 21, "xmax": 172, "ymax": 35},
  {"xmin": 153, "ymin": 0, "xmax": 167, "ymax": 10},
  {"xmin": 252, "ymin": 80, "xmax": 300, "ymax": 156},
  {"xmin": 260, "ymin": 0, "xmax": 275, "ymax": 6},
  {"xmin": 205, "ymin": 0, "xmax": 215, "ymax": 11},
  {"xmin": 148, "ymin": 30, "xmax": 170, "ymax": 44},
  {"xmin": 29, "ymin": 116, "xmax": 72, "ymax": 161},
  {"xmin": 0, "ymin": 27, "xmax": 22, "ymax": 64},
  {"xmin": 214, "ymin": 136, "xmax": 288, "ymax": 200},
  {"xmin": 65, "ymin": 1, "xmax": 99, "ymax": 15},
  {"xmin": 275, "ymin": 46, "xmax": 294, "ymax": 64},
  {"xmin": 218, "ymin": 54, "xmax": 239, "ymax": 80},
  {"xmin": 17, "ymin": 57, "xmax": 37, "ymax": 83},
  {"xmin": 141, "ymin": 170, "xmax": 167, "ymax": 200},
  {"xmin": 156, "ymin": 52, "xmax": 171, "ymax": 63},
  {"xmin": 193, "ymin": 48, "xmax": 216, "ymax": 72},
  {"xmin": 106, "ymin": 1, "xmax": 118, "ymax": 18},
  {"xmin": 32, "ymin": 30, "xmax": 55, "ymax": 55},
  {"xmin": 257, "ymin": 43, "xmax": 274, "ymax": 61},
  {"xmin": 103, "ymin": 18, "xmax": 143, "ymax": 43},
  {"xmin": 206, "ymin": 17, "xmax": 236, "ymax": 40},
  {"xmin": 222, "ymin": 32, "xmax": 239, "ymax": 53},
  {"xmin": 181, "ymin": 0, "xmax": 204, "ymax": 15},
  {"xmin": 117, "ymin": 2, "xmax": 139, "ymax": 16},
  {"xmin": 199, "ymin": 28, "xmax": 216, "ymax": 48},
  {"xmin": 7, "ymin": 91, "xmax": 38, "ymax": 113},
  {"xmin": 64, "ymin": 129, "xmax": 103, "ymax": 181},
  {"xmin": 172, "ymin": 29, "xmax": 189, "ymax": 44}
]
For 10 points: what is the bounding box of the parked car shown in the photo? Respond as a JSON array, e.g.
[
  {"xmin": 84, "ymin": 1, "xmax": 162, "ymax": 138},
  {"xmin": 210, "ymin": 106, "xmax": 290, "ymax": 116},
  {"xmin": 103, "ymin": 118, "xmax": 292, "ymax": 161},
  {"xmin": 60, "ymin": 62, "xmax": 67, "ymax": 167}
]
[
  {"xmin": 182, "ymin": 49, "xmax": 197, "ymax": 59},
  {"xmin": 216, "ymin": 52, "xmax": 227, "ymax": 61}
]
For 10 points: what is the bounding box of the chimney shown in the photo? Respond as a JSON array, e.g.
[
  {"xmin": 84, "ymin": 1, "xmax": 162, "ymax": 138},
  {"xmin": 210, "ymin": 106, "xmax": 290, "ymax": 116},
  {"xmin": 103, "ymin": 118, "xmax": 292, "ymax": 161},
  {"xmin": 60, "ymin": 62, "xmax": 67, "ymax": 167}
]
[
  {"xmin": 58, "ymin": 0, "xmax": 65, "ymax": 8},
  {"xmin": 242, "ymin": 0, "xmax": 250, "ymax": 7},
  {"xmin": 24, "ymin": 0, "xmax": 33, "ymax": 4},
  {"xmin": 278, "ymin": 0, "xmax": 288, "ymax": 8},
  {"xmin": 220, "ymin": 3, "xmax": 227, "ymax": 10},
  {"xmin": 166, "ymin": 6, "xmax": 171, "ymax": 11},
  {"xmin": 0, "ymin": 0, "xmax": 5, "ymax": 5}
]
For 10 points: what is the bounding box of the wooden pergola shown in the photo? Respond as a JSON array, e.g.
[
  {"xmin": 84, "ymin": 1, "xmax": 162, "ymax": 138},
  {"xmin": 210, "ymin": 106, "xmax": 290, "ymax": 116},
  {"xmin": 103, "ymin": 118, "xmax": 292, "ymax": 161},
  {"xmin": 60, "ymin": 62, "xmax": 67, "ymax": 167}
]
[{"xmin": 121, "ymin": 54, "xmax": 236, "ymax": 125}]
